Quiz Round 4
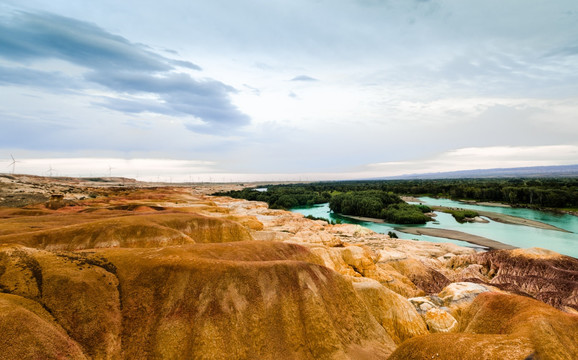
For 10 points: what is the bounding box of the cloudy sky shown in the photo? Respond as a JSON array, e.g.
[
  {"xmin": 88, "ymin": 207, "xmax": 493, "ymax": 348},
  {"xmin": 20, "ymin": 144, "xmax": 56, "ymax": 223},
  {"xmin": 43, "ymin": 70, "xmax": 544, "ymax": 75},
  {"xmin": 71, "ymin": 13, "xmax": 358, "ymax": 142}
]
[{"xmin": 1, "ymin": 0, "xmax": 577, "ymax": 181}]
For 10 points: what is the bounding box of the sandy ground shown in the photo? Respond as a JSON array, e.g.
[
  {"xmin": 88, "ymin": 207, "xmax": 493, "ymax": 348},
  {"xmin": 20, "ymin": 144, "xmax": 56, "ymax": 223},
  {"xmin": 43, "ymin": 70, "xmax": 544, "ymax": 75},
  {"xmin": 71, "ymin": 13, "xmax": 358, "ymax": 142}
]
[
  {"xmin": 341, "ymin": 215, "xmax": 386, "ymax": 223},
  {"xmin": 0, "ymin": 174, "xmax": 292, "ymax": 206},
  {"xmin": 400, "ymin": 196, "xmax": 422, "ymax": 203},
  {"xmin": 459, "ymin": 200, "xmax": 512, "ymax": 208},
  {"xmin": 396, "ymin": 227, "xmax": 516, "ymax": 250}
]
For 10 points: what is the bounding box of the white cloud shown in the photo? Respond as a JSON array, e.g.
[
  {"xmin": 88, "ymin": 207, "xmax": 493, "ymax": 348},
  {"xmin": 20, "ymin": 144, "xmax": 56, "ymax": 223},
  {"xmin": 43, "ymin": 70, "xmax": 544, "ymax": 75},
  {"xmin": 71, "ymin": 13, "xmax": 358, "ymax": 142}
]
[
  {"xmin": 1, "ymin": 1, "xmax": 577, "ymax": 179},
  {"xmin": 0, "ymin": 157, "xmax": 217, "ymax": 181},
  {"xmin": 3, "ymin": 145, "xmax": 575, "ymax": 182},
  {"xmin": 366, "ymin": 145, "xmax": 578, "ymax": 177}
]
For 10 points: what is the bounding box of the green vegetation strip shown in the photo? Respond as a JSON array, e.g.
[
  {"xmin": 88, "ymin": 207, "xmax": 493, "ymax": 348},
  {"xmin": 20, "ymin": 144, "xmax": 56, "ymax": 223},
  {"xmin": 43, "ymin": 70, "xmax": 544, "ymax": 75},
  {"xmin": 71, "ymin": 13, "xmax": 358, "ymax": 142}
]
[
  {"xmin": 214, "ymin": 179, "xmax": 577, "ymax": 226},
  {"xmin": 216, "ymin": 177, "xmax": 578, "ymax": 211},
  {"xmin": 438, "ymin": 208, "xmax": 479, "ymax": 223}
]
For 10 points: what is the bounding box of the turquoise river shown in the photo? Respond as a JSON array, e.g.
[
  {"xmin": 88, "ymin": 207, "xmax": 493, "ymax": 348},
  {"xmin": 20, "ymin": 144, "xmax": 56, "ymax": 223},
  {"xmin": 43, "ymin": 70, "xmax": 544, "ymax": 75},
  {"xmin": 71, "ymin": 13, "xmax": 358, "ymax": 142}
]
[{"xmin": 291, "ymin": 197, "xmax": 578, "ymax": 258}]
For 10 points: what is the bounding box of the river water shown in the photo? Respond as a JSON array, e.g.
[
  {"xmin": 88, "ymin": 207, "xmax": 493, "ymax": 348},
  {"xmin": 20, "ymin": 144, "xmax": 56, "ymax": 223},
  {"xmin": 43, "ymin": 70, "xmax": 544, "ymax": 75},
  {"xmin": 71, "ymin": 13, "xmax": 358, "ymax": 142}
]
[{"xmin": 291, "ymin": 198, "xmax": 578, "ymax": 258}]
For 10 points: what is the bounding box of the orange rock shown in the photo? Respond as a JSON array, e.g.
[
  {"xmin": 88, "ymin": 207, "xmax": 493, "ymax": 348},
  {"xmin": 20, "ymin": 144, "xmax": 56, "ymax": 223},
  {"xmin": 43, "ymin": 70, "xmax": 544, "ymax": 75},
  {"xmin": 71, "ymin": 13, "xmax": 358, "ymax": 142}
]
[
  {"xmin": 386, "ymin": 257, "xmax": 450, "ymax": 294},
  {"xmin": 389, "ymin": 292, "xmax": 578, "ymax": 360},
  {"xmin": 352, "ymin": 278, "xmax": 429, "ymax": 344},
  {"xmin": 0, "ymin": 293, "xmax": 87, "ymax": 360},
  {"xmin": 447, "ymin": 248, "xmax": 578, "ymax": 311},
  {"xmin": 423, "ymin": 308, "xmax": 458, "ymax": 333},
  {"xmin": 0, "ymin": 245, "xmax": 121, "ymax": 358}
]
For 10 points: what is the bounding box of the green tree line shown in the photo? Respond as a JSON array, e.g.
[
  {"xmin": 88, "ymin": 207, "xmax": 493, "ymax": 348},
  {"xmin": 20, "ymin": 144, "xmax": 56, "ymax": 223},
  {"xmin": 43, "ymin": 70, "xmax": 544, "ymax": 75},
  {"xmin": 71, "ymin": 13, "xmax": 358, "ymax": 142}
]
[
  {"xmin": 214, "ymin": 177, "xmax": 577, "ymax": 224},
  {"xmin": 213, "ymin": 185, "xmax": 331, "ymax": 209},
  {"xmin": 375, "ymin": 178, "xmax": 578, "ymax": 209},
  {"xmin": 220, "ymin": 178, "xmax": 577, "ymax": 209}
]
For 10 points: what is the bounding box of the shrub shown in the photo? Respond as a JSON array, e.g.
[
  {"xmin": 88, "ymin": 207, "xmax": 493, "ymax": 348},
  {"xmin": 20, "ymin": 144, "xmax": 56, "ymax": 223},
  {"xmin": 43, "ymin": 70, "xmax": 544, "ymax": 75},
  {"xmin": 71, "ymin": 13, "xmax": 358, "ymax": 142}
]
[
  {"xmin": 381, "ymin": 203, "xmax": 430, "ymax": 224},
  {"xmin": 443, "ymin": 209, "xmax": 479, "ymax": 223},
  {"xmin": 416, "ymin": 204, "xmax": 432, "ymax": 213},
  {"xmin": 305, "ymin": 215, "xmax": 329, "ymax": 223}
]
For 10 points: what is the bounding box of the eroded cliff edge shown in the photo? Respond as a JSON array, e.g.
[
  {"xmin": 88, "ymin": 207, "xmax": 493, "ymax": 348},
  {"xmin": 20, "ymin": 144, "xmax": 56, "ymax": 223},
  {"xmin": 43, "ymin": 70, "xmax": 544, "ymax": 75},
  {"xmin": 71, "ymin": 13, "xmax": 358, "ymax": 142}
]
[{"xmin": 0, "ymin": 175, "xmax": 576, "ymax": 359}]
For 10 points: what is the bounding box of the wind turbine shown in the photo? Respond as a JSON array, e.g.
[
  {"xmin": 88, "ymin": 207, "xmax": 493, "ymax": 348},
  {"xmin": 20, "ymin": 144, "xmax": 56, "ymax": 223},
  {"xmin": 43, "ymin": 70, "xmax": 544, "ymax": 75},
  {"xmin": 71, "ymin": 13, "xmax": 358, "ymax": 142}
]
[
  {"xmin": 47, "ymin": 164, "xmax": 54, "ymax": 177},
  {"xmin": 108, "ymin": 165, "xmax": 113, "ymax": 177},
  {"xmin": 8, "ymin": 154, "xmax": 18, "ymax": 174}
]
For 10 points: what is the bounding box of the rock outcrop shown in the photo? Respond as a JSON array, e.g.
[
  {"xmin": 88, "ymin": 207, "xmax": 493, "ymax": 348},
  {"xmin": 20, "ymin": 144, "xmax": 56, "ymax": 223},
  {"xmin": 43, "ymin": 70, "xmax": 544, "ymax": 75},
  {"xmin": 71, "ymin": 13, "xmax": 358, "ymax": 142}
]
[
  {"xmin": 447, "ymin": 247, "xmax": 578, "ymax": 311},
  {"xmin": 386, "ymin": 257, "xmax": 451, "ymax": 294},
  {"xmin": 422, "ymin": 308, "xmax": 458, "ymax": 333},
  {"xmin": 407, "ymin": 282, "xmax": 494, "ymax": 334},
  {"xmin": 389, "ymin": 292, "xmax": 578, "ymax": 360},
  {"xmin": 352, "ymin": 278, "xmax": 429, "ymax": 344}
]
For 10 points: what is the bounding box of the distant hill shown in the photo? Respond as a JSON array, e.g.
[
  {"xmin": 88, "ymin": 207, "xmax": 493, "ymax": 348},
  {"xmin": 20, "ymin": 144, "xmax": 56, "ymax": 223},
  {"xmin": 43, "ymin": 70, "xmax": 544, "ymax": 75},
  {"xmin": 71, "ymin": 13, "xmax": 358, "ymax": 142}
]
[{"xmin": 379, "ymin": 164, "xmax": 578, "ymax": 180}]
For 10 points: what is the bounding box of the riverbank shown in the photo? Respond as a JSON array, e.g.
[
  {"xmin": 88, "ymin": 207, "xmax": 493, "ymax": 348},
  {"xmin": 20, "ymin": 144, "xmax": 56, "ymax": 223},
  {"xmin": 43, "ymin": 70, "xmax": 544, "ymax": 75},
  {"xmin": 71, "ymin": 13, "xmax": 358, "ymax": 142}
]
[{"xmin": 396, "ymin": 227, "xmax": 517, "ymax": 250}]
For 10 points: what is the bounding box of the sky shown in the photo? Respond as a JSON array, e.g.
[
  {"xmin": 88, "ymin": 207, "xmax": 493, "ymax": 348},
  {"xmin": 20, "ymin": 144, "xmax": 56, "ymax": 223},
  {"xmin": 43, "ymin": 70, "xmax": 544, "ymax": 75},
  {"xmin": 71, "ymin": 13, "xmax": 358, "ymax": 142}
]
[{"xmin": 1, "ymin": 0, "xmax": 577, "ymax": 182}]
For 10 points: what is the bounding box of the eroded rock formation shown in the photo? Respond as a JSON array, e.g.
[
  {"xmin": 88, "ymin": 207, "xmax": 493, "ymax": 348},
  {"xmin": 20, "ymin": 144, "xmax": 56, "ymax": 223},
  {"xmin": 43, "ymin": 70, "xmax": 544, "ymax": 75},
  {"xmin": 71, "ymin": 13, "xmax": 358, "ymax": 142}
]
[
  {"xmin": 390, "ymin": 292, "xmax": 578, "ymax": 360},
  {"xmin": 446, "ymin": 247, "xmax": 578, "ymax": 312}
]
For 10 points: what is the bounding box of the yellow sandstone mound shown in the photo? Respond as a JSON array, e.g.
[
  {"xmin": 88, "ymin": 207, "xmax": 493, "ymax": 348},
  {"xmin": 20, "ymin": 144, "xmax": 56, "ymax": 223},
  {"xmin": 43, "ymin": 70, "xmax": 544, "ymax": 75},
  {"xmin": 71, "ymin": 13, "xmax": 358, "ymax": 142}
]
[
  {"xmin": 305, "ymin": 243, "xmax": 424, "ymax": 297},
  {"xmin": 0, "ymin": 241, "xmax": 398, "ymax": 359},
  {"xmin": 104, "ymin": 244, "xmax": 396, "ymax": 359},
  {"xmin": 389, "ymin": 292, "xmax": 578, "ymax": 360},
  {"xmin": 0, "ymin": 245, "xmax": 121, "ymax": 358},
  {"xmin": 0, "ymin": 293, "xmax": 87, "ymax": 360},
  {"xmin": 386, "ymin": 257, "xmax": 450, "ymax": 294},
  {"xmin": 422, "ymin": 308, "xmax": 458, "ymax": 333},
  {"xmin": 352, "ymin": 278, "xmax": 429, "ymax": 344},
  {"xmin": 0, "ymin": 213, "xmax": 253, "ymax": 250}
]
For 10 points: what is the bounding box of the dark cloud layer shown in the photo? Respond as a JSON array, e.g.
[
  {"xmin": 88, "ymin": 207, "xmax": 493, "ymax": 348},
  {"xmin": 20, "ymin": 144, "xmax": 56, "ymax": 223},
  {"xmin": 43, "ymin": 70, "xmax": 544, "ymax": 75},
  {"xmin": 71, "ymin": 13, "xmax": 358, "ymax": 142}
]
[
  {"xmin": 0, "ymin": 9, "xmax": 249, "ymax": 133},
  {"xmin": 86, "ymin": 71, "xmax": 249, "ymax": 129},
  {"xmin": 0, "ymin": 65, "xmax": 79, "ymax": 90},
  {"xmin": 291, "ymin": 75, "xmax": 318, "ymax": 82},
  {"xmin": 0, "ymin": 10, "xmax": 172, "ymax": 71}
]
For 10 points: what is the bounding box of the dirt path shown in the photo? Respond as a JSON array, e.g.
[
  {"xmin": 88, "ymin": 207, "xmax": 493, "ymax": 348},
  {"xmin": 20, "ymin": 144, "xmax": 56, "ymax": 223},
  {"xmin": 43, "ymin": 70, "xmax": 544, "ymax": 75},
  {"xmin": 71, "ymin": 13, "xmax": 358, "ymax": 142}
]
[
  {"xmin": 396, "ymin": 227, "xmax": 517, "ymax": 250},
  {"xmin": 341, "ymin": 215, "xmax": 385, "ymax": 223}
]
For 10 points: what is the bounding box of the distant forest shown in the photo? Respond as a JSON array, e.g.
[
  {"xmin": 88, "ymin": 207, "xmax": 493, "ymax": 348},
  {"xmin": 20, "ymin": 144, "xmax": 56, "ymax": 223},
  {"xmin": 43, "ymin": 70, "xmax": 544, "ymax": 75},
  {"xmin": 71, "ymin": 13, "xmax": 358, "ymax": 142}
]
[{"xmin": 214, "ymin": 178, "xmax": 578, "ymax": 223}]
